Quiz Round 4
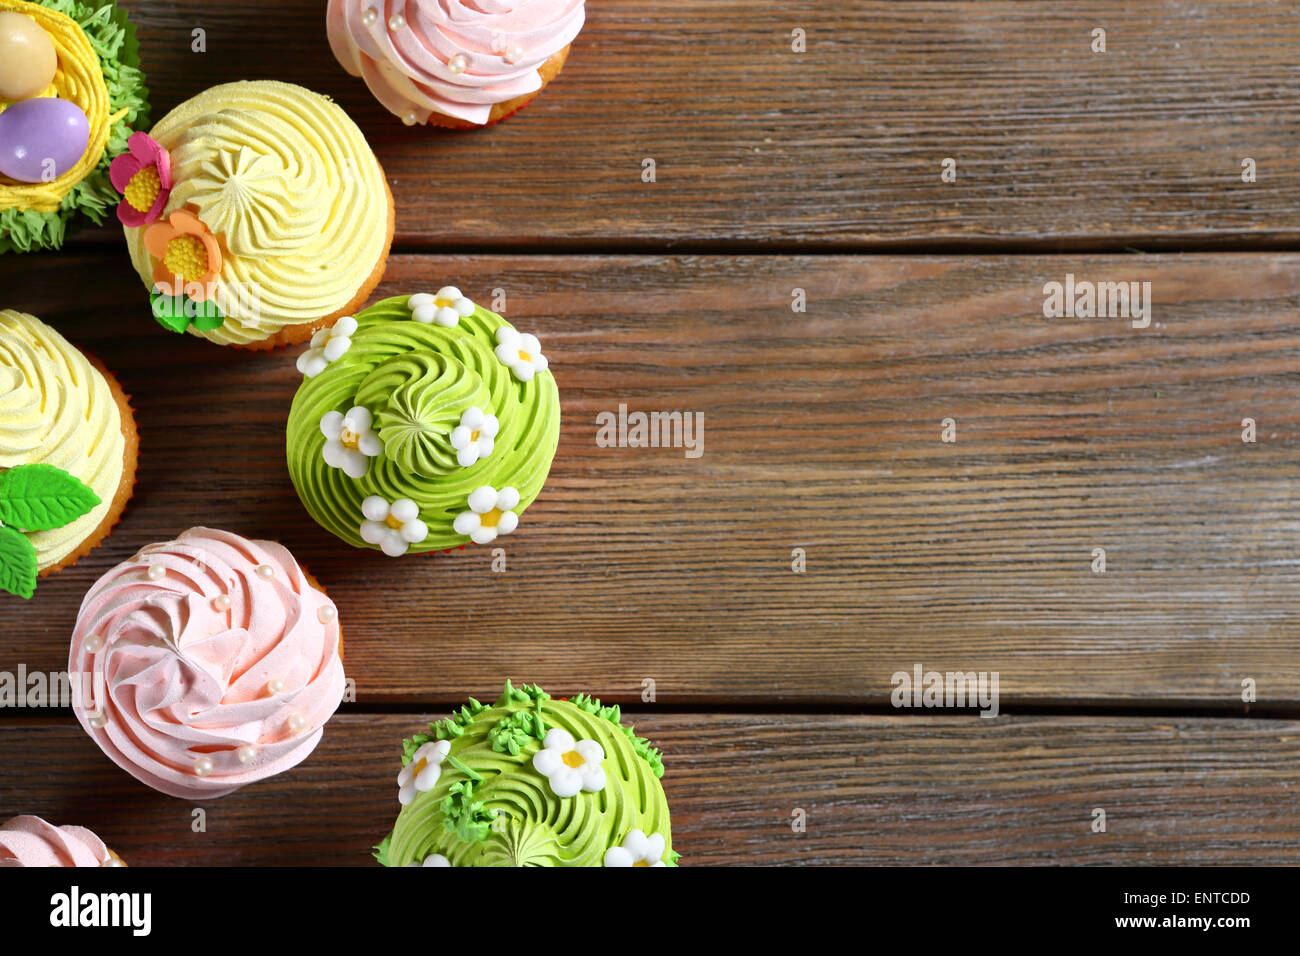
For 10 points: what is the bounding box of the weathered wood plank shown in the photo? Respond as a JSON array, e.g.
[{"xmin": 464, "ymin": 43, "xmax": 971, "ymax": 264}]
[
  {"xmin": 2, "ymin": 713, "xmax": 1297, "ymax": 865},
  {"xmin": 56, "ymin": 0, "xmax": 1300, "ymax": 249},
  {"xmin": 2, "ymin": 252, "xmax": 1299, "ymax": 706}
]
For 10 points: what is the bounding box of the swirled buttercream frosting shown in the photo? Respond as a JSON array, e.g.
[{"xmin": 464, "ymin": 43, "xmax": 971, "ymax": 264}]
[
  {"xmin": 377, "ymin": 682, "xmax": 677, "ymax": 867},
  {"xmin": 122, "ymin": 80, "xmax": 390, "ymax": 345},
  {"xmin": 326, "ymin": 0, "xmax": 585, "ymax": 126},
  {"xmin": 0, "ymin": 310, "xmax": 125, "ymax": 572},
  {"xmin": 0, "ymin": 815, "xmax": 115, "ymax": 867},
  {"xmin": 69, "ymin": 528, "xmax": 346, "ymax": 799},
  {"xmin": 286, "ymin": 291, "xmax": 560, "ymax": 555}
]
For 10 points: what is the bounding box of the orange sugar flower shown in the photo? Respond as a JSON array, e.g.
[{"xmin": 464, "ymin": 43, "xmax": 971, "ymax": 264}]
[{"xmin": 144, "ymin": 210, "xmax": 223, "ymax": 302}]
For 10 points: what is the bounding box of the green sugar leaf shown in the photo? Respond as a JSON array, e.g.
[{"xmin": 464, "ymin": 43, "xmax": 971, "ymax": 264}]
[
  {"xmin": 0, "ymin": 525, "xmax": 38, "ymax": 600},
  {"xmin": 0, "ymin": 464, "xmax": 101, "ymax": 531}
]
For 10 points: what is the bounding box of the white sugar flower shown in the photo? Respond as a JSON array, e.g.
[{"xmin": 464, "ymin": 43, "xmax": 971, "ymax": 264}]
[
  {"xmin": 449, "ymin": 406, "xmax": 499, "ymax": 467},
  {"xmin": 295, "ymin": 315, "xmax": 358, "ymax": 377},
  {"xmin": 361, "ymin": 496, "xmax": 429, "ymax": 557},
  {"xmin": 398, "ymin": 739, "xmax": 450, "ymax": 805},
  {"xmin": 320, "ymin": 406, "xmax": 382, "ymax": 479},
  {"xmin": 531, "ymin": 727, "xmax": 606, "ymax": 798},
  {"xmin": 452, "ymin": 486, "xmax": 520, "ymax": 544},
  {"xmin": 494, "ymin": 326, "xmax": 548, "ymax": 382},
  {"xmin": 409, "ymin": 287, "xmax": 474, "ymax": 327},
  {"xmin": 604, "ymin": 830, "xmax": 667, "ymax": 867},
  {"xmin": 405, "ymin": 853, "xmax": 451, "ymax": 867}
]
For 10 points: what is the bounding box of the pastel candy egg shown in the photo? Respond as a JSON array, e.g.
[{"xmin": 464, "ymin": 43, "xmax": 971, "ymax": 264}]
[
  {"xmin": 0, "ymin": 12, "xmax": 58, "ymax": 102},
  {"xmin": 0, "ymin": 97, "xmax": 89, "ymax": 183}
]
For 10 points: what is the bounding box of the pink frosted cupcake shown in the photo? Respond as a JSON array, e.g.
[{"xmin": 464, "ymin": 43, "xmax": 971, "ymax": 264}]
[
  {"xmin": 326, "ymin": 0, "xmax": 585, "ymax": 128},
  {"xmin": 0, "ymin": 816, "xmax": 124, "ymax": 867},
  {"xmin": 69, "ymin": 528, "xmax": 345, "ymax": 799}
]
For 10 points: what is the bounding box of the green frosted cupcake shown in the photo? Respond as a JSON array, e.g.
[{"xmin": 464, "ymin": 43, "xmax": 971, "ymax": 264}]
[
  {"xmin": 377, "ymin": 682, "xmax": 678, "ymax": 867},
  {"xmin": 286, "ymin": 290, "xmax": 560, "ymax": 556}
]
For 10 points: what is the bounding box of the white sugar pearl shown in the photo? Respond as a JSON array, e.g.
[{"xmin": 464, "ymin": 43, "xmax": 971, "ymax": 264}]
[
  {"xmin": 288, "ymin": 713, "xmax": 306, "ymax": 732},
  {"xmin": 146, "ymin": 565, "xmax": 164, "ymax": 581},
  {"xmin": 448, "ymin": 53, "xmax": 468, "ymax": 74},
  {"xmin": 317, "ymin": 605, "xmax": 337, "ymax": 624},
  {"xmin": 237, "ymin": 745, "xmax": 257, "ymax": 764},
  {"xmin": 194, "ymin": 756, "xmax": 214, "ymax": 777},
  {"xmin": 266, "ymin": 678, "xmax": 285, "ymax": 695},
  {"xmin": 89, "ymin": 714, "xmax": 107, "ymax": 729},
  {"xmin": 84, "ymin": 634, "xmax": 104, "ymax": 653},
  {"xmin": 102, "ymin": 857, "xmax": 125, "ymax": 867},
  {"xmin": 213, "ymin": 594, "xmax": 232, "ymax": 611},
  {"xmin": 255, "ymin": 564, "xmax": 274, "ymax": 580},
  {"xmin": 388, "ymin": 13, "xmax": 405, "ymax": 30},
  {"xmin": 361, "ymin": 8, "xmax": 377, "ymax": 27},
  {"xmin": 503, "ymin": 43, "xmax": 524, "ymax": 64},
  {"xmin": 402, "ymin": 111, "xmax": 417, "ymax": 126}
]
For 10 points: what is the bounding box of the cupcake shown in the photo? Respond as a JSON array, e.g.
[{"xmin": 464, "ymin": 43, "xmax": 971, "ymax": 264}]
[
  {"xmin": 117, "ymin": 80, "xmax": 394, "ymax": 347},
  {"xmin": 286, "ymin": 291, "xmax": 559, "ymax": 556},
  {"xmin": 69, "ymin": 528, "xmax": 346, "ymax": 799},
  {"xmin": 0, "ymin": 0, "xmax": 149, "ymax": 252},
  {"xmin": 326, "ymin": 0, "xmax": 585, "ymax": 128},
  {"xmin": 0, "ymin": 310, "xmax": 137, "ymax": 598},
  {"xmin": 376, "ymin": 682, "xmax": 677, "ymax": 866},
  {"xmin": 0, "ymin": 815, "xmax": 124, "ymax": 866}
]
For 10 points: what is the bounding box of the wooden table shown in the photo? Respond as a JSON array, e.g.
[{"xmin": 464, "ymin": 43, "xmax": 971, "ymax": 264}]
[{"xmin": 2, "ymin": 0, "xmax": 1299, "ymax": 865}]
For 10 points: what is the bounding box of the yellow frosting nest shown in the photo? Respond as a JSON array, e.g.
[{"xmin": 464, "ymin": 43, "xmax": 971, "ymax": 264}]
[
  {"xmin": 123, "ymin": 80, "xmax": 389, "ymax": 346},
  {"xmin": 0, "ymin": 0, "xmax": 125, "ymax": 213},
  {"xmin": 0, "ymin": 310, "xmax": 125, "ymax": 571}
]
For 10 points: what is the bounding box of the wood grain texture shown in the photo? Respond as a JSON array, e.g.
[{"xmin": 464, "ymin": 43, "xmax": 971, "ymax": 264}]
[
  {"xmin": 2, "ymin": 713, "xmax": 1297, "ymax": 865},
  {"xmin": 55, "ymin": 0, "xmax": 1300, "ymax": 250},
  {"xmin": 2, "ymin": 252, "xmax": 1299, "ymax": 707}
]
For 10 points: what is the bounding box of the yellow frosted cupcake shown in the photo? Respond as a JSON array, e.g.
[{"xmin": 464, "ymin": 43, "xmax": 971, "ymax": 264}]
[
  {"xmin": 0, "ymin": 310, "xmax": 137, "ymax": 598},
  {"xmin": 117, "ymin": 80, "xmax": 393, "ymax": 349}
]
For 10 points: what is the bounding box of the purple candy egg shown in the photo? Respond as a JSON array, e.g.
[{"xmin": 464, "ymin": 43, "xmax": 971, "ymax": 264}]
[{"xmin": 0, "ymin": 97, "xmax": 90, "ymax": 184}]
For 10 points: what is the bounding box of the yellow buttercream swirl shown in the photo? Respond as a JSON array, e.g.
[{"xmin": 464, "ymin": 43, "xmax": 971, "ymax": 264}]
[
  {"xmin": 0, "ymin": 0, "xmax": 125, "ymax": 213},
  {"xmin": 0, "ymin": 311, "xmax": 124, "ymax": 571},
  {"xmin": 122, "ymin": 81, "xmax": 388, "ymax": 346},
  {"xmin": 170, "ymin": 121, "xmax": 328, "ymax": 258}
]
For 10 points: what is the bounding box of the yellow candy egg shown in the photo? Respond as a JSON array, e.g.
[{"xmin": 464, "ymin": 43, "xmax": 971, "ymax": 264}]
[{"xmin": 0, "ymin": 11, "xmax": 57, "ymax": 103}]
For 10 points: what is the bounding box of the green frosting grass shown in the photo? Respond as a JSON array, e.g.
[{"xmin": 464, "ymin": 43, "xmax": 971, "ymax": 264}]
[
  {"xmin": 378, "ymin": 681, "xmax": 678, "ymax": 867},
  {"xmin": 0, "ymin": 0, "xmax": 150, "ymax": 253}
]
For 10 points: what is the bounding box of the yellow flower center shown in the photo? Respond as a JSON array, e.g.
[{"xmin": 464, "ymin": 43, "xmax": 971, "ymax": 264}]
[
  {"xmin": 478, "ymin": 507, "xmax": 503, "ymax": 529},
  {"xmin": 339, "ymin": 425, "xmax": 360, "ymax": 450},
  {"xmin": 469, "ymin": 429, "xmax": 481, "ymax": 442},
  {"xmin": 435, "ymin": 296, "xmax": 455, "ymax": 308},
  {"xmin": 125, "ymin": 166, "xmax": 161, "ymax": 213},
  {"xmin": 518, "ymin": 350, "xmax": 531, "ymax": 362},
  {"xmin": 385, "ymin": 514, "xmax": 405, "ymax": 531},
  {"xmin": 411, "ymin": 757, "xmax": 428, "ymax": 777},
  {"xmin": 633, "ymin": 860, "xmax": 650, "ymax": 867},
  {"xmin": 561, "ymin": 750, "xmax": 585, "ymax": 768},
  {"xmin": 163, "ymin": 235, "xmax": 210, "ymax": 282}
]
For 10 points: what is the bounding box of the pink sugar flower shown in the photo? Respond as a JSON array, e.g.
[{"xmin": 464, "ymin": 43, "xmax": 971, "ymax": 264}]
[{"xmin": 109, "ymin": 132, "xmax": 172, "ymax": 227}]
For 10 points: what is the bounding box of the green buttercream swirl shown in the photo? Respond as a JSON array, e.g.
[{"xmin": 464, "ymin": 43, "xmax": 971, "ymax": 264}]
[
  {"xmin": 285, "ymin": 295, "xmax": 560, "ymax": 553},
  {"xmin": 380, "ymin": 682, "xmax": 676, "ymax": 867},
  {"xmin": 356, "ymin": 351, "xmax": 489, "ymax": 477}
]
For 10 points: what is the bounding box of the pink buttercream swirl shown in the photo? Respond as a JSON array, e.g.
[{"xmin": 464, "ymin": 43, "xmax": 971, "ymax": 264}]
[
  {"xmin": 0, "ymin": 816, "xmax": 110, "ymax": 867},
  {"xmin": 327, "ymin": 0, "xmax": 585, "ymax": 125},
  {"xmin": 69, "ymin": 528, "xmax": 345, "ymax": 800}
]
